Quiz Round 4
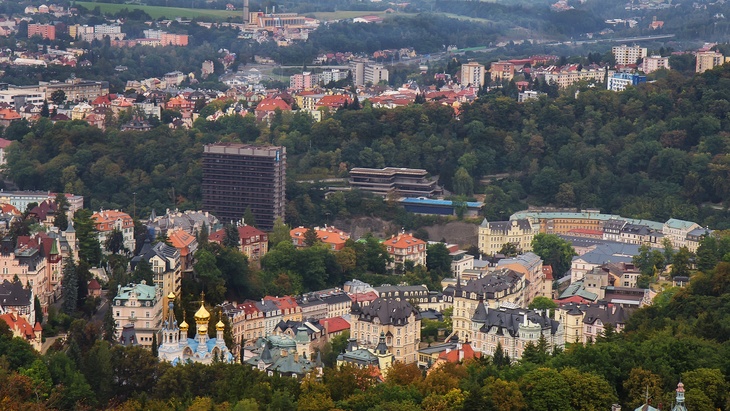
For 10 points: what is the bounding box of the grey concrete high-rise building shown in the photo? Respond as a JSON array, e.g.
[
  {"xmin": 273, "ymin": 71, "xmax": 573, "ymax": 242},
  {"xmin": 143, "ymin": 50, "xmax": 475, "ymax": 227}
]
[{"xmin": 202, "ymin": 143, "xmax": 286, "ymax": 231}]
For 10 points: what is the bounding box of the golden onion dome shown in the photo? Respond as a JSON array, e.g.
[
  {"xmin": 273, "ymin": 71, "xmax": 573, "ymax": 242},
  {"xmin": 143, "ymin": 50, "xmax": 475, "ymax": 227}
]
[
  {"xmin": 216, "ymin": 320, "xmax": 225, "ymax": 331},
  {"xmin": 179, "ymin": 320, "xmax": 189, "ymax": 331},
  {"xmin": 194, "ymin": 302, "xmax": 210, "ymax": 322},
  {"xmin": 199, "ymin": 324, "xmax": 208, "ymax": 334},
  {"xmin": 167, "ymin": 292, "xmax": 176, "ymax": 300}
]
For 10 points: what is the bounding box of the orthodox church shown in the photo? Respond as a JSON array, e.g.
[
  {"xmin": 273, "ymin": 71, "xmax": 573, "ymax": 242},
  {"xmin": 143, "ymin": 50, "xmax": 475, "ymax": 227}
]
[{"xmin": 157, "ymin": 292, "xmax": 234, "ymax": 364}]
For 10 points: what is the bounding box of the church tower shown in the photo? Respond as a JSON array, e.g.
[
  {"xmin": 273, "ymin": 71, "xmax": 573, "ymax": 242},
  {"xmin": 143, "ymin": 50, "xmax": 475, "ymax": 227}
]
[
  {"xmin": 671, "ymin": 381, "xmax": 688, "ymax": 411},
  {"xmin": 194, "ymin": 293, "xmax": 211, "ymax": 356}
]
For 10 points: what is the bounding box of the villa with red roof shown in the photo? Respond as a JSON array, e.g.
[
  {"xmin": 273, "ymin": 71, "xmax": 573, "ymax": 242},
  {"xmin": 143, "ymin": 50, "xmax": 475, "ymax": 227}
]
[
  {"xmin": 167, "ymin": 228, "xmax": 198, "ymax": 273},
  {"xmin": 91, "ymin": 210, "xmax": 135, "ymax": 252},
  {"xmin": 255, "ymin": 96, "xmax": 291, "ymax": 122},
  {"xmin": 264, "ymin": 295, "xmax": 301, "ymax": 322},
  {"xmin": 314, "ymin": 94, "xmax": 351, "ymax": 111},
  {"xmin": 209, "ymin": 224, "xmax": 268, "ymax": 262},
  {"xmin": 0, "ymin": 312, "xmax": 42, "ymax": 351},
  {"xmin": 384, "ymin": 232, "xmax": 427, "ymax": 269},
  {"xmin": 428, "ymin": 341, "xmax": 481, "ymax": 374},
  {"xmin": 290, "ymin": 226, "xmax": 350, "ymax": 251},
  {"xmin": 319, "ymin": 316, "xmax": 350, "ymax": 337}
]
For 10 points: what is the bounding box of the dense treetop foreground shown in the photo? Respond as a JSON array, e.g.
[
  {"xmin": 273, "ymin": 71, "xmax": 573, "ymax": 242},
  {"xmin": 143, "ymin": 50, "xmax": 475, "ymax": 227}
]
[{"xmin": 3, "ymin": 253, "xmax": 730, "ymax": 410}]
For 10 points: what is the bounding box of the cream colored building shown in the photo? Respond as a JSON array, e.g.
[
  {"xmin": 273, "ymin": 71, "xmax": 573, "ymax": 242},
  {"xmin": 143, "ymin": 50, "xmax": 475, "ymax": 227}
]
[
  {"xmin": 641, "ymin": 55, "xmax": 670, "ymax": 73},
  {"xmin": 543, "ymin": 68, "xmax": 609, "ymax": 89},
  {"xmin": 112, "ymin": 282, "xmax": 163, "ymax": 348},
  {"xmin": 478, "ymin": 218, "xmax": 536, "ymax": 256},
  {"xmin": 461, "ymin": 62, "xmax": 486, "ymax": 87},
  {"xmin": 350, "ymin": 297, "xmax": 421, "ymax": 364},
  {"xmin": 450, "ymin": 269, "xmax": 526, "ymax": 342},
  {"xmin": 496, "ymin": 252, "xmax": 548, "ymax": 304},
  {"xmin": 696, "ymin": 51, "xmax": 727, "ymax": 73},
  {"xmin": 612, "ymin": 45, "xmax": 648, "ymax": 65},
  {"xmin": 131, "ymin": 242, "xmax": 182, "ymax": 319},
  {"xmin": 662, "ymin": 218, "xmax": 700, "ymax": 248}
]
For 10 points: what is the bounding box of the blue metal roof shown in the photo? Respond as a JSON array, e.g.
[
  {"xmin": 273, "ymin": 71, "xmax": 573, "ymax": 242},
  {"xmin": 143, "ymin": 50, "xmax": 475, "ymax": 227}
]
[{"xmin": 399, "ymin": 197, "xmax": 483, "ymax": 208}]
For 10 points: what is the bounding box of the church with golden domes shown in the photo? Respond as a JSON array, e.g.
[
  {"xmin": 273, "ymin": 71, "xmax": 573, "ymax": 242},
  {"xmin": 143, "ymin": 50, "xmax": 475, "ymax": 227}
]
[{"xmin": 158, "ymin": 292, "xmax": 234, "ymax": 365}]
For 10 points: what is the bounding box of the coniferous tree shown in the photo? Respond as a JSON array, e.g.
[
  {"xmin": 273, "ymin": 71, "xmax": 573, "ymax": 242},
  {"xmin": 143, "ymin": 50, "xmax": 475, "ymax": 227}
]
[
  {"xmin": 61, "ymin": 257, "xmax": 78, "ymax": 315},
  {"xmin": 224, "ymin": 224, "xmax": 240, "ymax": 249},
  {"xmin": 304, "ymin": 227, "xmax": 319, "ymax": 247},
  {"xmin": 103, "ymin": 303, "xmax": 116, "ymax": 342},
  {"xmin": 34, "ymin": 296, "xmax": 43, "ymax": 325},
  {"xmin": 53, "ymin": 192, "xmax": 70, "ymax": 231},
  {"xmin": 151, "ymin": 334, "xmax": 158, "ymax": 357}
]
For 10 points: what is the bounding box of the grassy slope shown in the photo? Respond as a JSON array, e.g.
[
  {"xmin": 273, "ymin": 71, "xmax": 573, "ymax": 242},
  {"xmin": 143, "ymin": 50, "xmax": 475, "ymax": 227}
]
[{"xmin": 76, "ymin": 2, "xmax": 240, "ymax": 19}]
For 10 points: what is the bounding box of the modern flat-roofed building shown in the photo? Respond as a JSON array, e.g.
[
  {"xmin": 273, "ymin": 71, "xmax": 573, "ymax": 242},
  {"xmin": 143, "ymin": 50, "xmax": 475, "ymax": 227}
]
[
  {"xmin": 349, "ymin": 167, "xmax": 441, "ymax": 198},
  {"xmin": 696, "ymin": 51, "xmax": 727, "ymax": 73},
  {"xmin": 612, "ymin": 44, "xmax": 647, "ymax": 66},
  {"xmin": 202, "ymin": 143, "xmax": 286, "ymax": 231},
  {"xmin": 461, "ymin": 62, "xmax": 487, "ymax": 87}
]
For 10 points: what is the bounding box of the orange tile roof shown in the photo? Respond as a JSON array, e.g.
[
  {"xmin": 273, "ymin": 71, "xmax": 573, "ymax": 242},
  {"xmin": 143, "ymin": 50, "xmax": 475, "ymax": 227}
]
[
  {"xmin": 349, "ymin": 291, "xmax": 379, "ymax": 304},
  {"xmin": 0, "ymin": 108, "xmax": 21, "ymax": 120},
  {"xmin": 0, "ymin": 313, "xmax": 39, "ymax": 340},
  {"xmin": 168, "ymin": 229, "xmax": 196, "ymax": 257},
  {"xmin": 91, "ymin": 210, "xmax": 134, "ymax": 231},
  {"xmin": 0, "ymin": 203, "xmax": 20, "ymax": 215},
  {"xmin": 290, "ymin": 226, "xmax": 350, "ymax": 248},
  {"xmin": 386, "ymin": 233, "xmax": 426, "ymax": 250},
  {"xmin": 255, "ymin": 97, "xmax": 291, "ymax": 112}
]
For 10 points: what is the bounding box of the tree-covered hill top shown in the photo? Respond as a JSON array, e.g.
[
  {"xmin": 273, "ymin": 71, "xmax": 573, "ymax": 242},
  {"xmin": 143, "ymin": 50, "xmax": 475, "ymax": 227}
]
[{"xmin": 7, "ymin": 65, "xmax": 730, "ymax": 227}]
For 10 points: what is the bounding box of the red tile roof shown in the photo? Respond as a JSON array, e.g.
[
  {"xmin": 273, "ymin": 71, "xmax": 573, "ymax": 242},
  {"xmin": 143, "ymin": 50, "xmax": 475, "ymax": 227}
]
[
  {"xmin": 264, "ymin": 295, "xmax": 299, "ymax": 312},
  {"xmin": 255, "ymin": 97, "xmax": 291, "ymax": 112},
  {"xmin": 0, "ymin": 138, "xmax": 12, "ymax": 149},
  {"xmin": 436, "ymin": 341, "xmax": 481, "ymax": 363},
  {"xmin": 320, "ymin": 316, "xmax": 350, "ymax": 333}
]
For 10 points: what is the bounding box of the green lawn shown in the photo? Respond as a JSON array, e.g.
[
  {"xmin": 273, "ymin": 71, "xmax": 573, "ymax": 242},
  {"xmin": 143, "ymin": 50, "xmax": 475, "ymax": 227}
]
[{"xmin": 76, "ymin": 2, "xmax": 240, "ymax": 20}]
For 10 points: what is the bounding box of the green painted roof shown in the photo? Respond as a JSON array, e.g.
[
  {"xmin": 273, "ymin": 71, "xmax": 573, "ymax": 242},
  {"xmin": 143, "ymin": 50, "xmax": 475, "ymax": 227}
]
[{"xmin": 114, "ymin": 283, "xmax": 158, "ymax": 302}]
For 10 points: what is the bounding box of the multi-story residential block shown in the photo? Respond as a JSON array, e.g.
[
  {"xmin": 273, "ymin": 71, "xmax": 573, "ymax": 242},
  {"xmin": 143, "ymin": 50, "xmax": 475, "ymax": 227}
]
[
  {"xmin": 350, "ymin": 297, "xmax": 421, "ymax": 364},
  {"xmin": 364, "ymin": 64, "xmax": 389, "ymax": 85},
  {"xmin": 0, "ymin": 236, "xmax": 49, "ymax": 313},
  {"xmin": 0, "ymin": 191, "xmax": 83, "ymax": 214},
  {"xmin": 570, "ymin": 243, "xmax": 640, "ymax": 283},
  {"xmin": 0, "ymin": 89, "xmax": 45, "ymax": 108},
  {"xmin": 555, "ymin": 302, "xmax": 628, "ymax": 344},
  {"xmin": 384, "ymin": 232, "xmax": 427, "ymax": 270},
  {"xmin": 235, "ymin": 300, "xmax": 265, "ymax": 342},
  {"xmin": 518, "ymin": 90, "xmax": 545, "ymax": 102},
  {"xmin": 696, "ymin": 51, "xmax": 726, "ymax": 73},
  {"xmin": 478, "ymin": 218, "xmax": 536, "ymax": 256},
  {"xmin": 256, "ymin": 298, "xmax": 282, "ymax": 337},
  {"xmin": 290, "ymin": 225, "xmax": 349, "ymax": 251},
  {"xmin": 112, "ymin": 282, "xmax": 163, "ymax": 348},
  {"xmin": 322, "ymin": 291, "xmax": 353, "ymax": 318},
  {"xmin": 28, "ymin": 24, "xmax": 56, "ymax": 40},
  {"xmin": 472, "ymin": 302, "xmax": 563, "ymax": 360},
  {"xmin": 542, "ymin": 67, "xmax": 610, "ymax": 89},
  {"xmin": 160, "ymin": 32, "xmax": 189, "ymax": 46},
  {"xmin": 641, "ymin": 55, "xmax": 670, "ymax": 73},
  {"xmin": 510, "ymin": 210, "xmax": 665, "ymax": 236},
  {"xmin": 92, "ymin": 210, "xmax": 135, "ymax": 252},
  {"xmin": 461, "ymin": 62, "xmax": 487, "ymax": 87},
  {"xmin": 450, "ymin": 269, "xmax": 527, "ymax": 342},
  {"xmin": 167, "ymin": 229, "xmax": 198, "ymax": 273},
  {"xmin": 202, "ymin": 143, "xmax": 286, "ymax": 231},
  {"xmin": 663, "ymin": 218, "xmax": 700, "ymax": 248},
  {"xmin": 686, "ymin": 227, "xmax": 711, "ymax": 253},
  {"xmin": 349, "ymin": 167, "xmax": 441, "ymax": 198},
  {"xmin": 264, "ymin": 296, "xmax": 301, "ymax": 322},
  {"xmin": 319, "ymin": 69, "xmax": 349, "ymax": 85},
  {"xmin": 39, "ymin": 79, "xmax": 110, "ymax": 102},
  {"xmin": 607, "ymin": 72, "xmax": 647, "ymax": 92},
  {"xmin": 131, "ymin": 242, "xmax": 181, "ymax": 317},
  {"xmin": 450, "ymin": 250, "xmax": 475, "ymax": 279},
  {"xmin": 289, "ymin": 72, "xmax": 319, "ymax": 90},
  {"xmin": 489, "ymin": 61, "xmax": 515, "ymax": 82},
  {"xmin": 496, "ymin": 252, "xmax": 548, "ymax": 303},
  {"xmin": 612, "ymin": 45, "xmax": 648, "ymax": 65},
  {"xmin": 297, "ymin": 293, "xmax": 328, "ymax": 320}
]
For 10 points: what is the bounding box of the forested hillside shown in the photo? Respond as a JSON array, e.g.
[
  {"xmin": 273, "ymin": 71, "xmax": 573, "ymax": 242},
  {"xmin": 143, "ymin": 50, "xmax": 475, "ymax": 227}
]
[
  {"xmin": 7, "ymin": 66, "xmax": 730, "ymax": 227},
  {"xmin": 4, "ymin": 248, "xmax": 730, "ymax": 410}
]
